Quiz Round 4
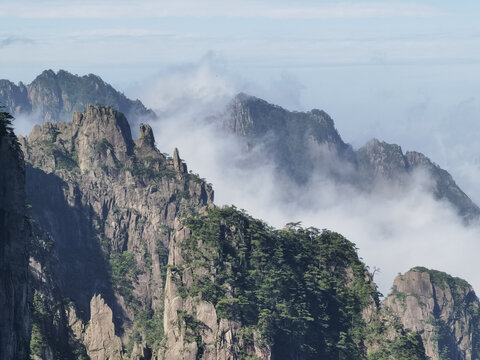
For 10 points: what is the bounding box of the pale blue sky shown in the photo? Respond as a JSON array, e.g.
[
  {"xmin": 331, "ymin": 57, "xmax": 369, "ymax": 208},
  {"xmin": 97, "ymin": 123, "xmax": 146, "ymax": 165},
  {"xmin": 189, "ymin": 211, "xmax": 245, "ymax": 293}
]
[{"xmin": 2, "ymin": 0, "xmax": 480, "ymax": 200}]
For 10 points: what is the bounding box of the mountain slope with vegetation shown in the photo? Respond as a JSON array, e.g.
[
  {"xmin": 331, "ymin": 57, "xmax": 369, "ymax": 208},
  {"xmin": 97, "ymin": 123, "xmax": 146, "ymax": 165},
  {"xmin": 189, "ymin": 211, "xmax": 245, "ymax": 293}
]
[
  {"xmin": 0, "ymin": 72, "xmax": 479, "ymax": 359},
  {"xmin": 0, "ymin": 105, "xmax": 432, "ymax": 359}
]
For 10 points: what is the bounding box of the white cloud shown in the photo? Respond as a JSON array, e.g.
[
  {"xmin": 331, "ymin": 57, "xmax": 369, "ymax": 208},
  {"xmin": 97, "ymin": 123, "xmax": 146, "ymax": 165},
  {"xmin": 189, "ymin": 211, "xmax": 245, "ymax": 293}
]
[
  {"xmin": 130, "ymin": 57, "xmax": 480, "ymax": 297},
  {"xmin": 13, "ymin": 110, "xmax": 43, "ymax": 137}
]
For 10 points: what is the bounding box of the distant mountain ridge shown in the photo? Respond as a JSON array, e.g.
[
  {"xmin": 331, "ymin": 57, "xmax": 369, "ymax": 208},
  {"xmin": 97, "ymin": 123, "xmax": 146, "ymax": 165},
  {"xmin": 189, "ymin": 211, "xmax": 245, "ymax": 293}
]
[
  {"xmin": 1, "ymin": 70, "xmax": 478, "ymax": 220},
  {"xmin": 223, "ymin": 93, "xmax": 480, "ymax": 220},
  {"xmin": 0, "ymin": 69, "xmax": 156, "ymax": 123}
]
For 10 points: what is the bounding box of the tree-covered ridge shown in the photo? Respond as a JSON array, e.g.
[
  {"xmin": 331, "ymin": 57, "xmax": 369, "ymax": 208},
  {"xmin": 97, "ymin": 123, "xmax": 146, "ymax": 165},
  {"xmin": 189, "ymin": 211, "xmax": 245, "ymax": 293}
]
[
  {"xmin": 0, "ymin": 106, "xmax": 20, "ymax": 153},
  {"xmin": 365, "ymin": 309, "xmax": 427, "ymax": 360},
  {"xmin": 178, "ymin": 206, "xmax": 381, "ymax": 359},
  {"xmin": 412, "ymin": 266, "xmax": 471, "ymax": 291}
]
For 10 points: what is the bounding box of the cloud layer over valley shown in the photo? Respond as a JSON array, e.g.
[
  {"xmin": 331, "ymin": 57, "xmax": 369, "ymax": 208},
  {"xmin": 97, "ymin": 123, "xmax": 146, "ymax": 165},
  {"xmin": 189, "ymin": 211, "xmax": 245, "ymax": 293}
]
[{"xmin": 130, "ymin": 59, "xmax": 480, "ymax": 296}]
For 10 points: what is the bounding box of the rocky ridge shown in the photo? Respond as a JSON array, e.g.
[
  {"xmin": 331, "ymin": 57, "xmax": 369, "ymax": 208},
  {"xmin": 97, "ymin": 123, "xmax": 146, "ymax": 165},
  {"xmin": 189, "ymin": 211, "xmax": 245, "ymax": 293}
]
[
  {"xmin": 0, "ymin": 70, "xmax": 156, "ymax": 123},
  {"xmin": 1, "ymin": 71, "xmax": 477, "ymax": 219},
  {"xmin": 224, "ymin": 94, "xmax": 480, "ymax": 220},
  {"xmin": 19, "ymin": 105, "xmax": 213, "ymax": 358},
  {"xmin": 384, "ymin": 267, "xmax": 480, "ymax": 360},
  {"xmin": 0, "ymin": 79, "xmax": 479, "ymax": 359}
]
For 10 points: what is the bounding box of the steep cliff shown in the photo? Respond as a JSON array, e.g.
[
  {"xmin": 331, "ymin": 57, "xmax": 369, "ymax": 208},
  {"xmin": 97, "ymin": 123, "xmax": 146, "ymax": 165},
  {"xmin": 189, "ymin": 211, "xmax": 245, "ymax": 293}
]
[
  {"xmin": 0, "ymin": 70, "xmax": 156, "ymax": 123},
  {"xmin": 15, "ymin": 104, "xmax": 429, "ymax": 360},
  {"xmin": 0, "ymin": 109, "xmax": 30, "ymax": 359},
  {"xmin": 19, "ymin": 105, "xmax": 213, "ymax": 358},
  {"xmin": 223, "ymin": 93, "xmax": 356, "ymax": 184},
  {"xmin": 162, "ymin": 207, "xmax": 381, "ymax": 359},
  {"xmin": 384, "ymin": 267, "xmax": 480, "ymax": 360}
]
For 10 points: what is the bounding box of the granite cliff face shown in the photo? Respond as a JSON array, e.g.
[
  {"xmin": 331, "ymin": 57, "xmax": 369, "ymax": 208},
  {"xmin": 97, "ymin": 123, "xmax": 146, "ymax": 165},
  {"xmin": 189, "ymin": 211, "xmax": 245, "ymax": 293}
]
[
  {"xmin": 0, "ymin": 70, "xmax": 156, "ymax": 123},
  {"xmin": 19, "ymin": 105, "xmax": 213, "ymax": 358},
  {"xmin": 223, "ymin": 94, "xmax": 480, "ymax": 220},
  {"xmin": 163, "ymin": 208, "xmax": 382, "ymax": 359},
  {"xmin": 384, "ymin": 267, "xmax": 480, "ymax": 360},
  {"xmin": 0, "ymin": 111, "xmax": 30, "ymax": 359}
]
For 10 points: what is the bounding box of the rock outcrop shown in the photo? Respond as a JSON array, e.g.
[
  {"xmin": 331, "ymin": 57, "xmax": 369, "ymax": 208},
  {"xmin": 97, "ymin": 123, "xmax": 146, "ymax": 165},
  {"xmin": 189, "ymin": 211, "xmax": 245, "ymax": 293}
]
[
  {"xmin": 85, "ymin": 294, "xmax": 123, "ymax": 360},
  {"xmin": 161, "ymin": 207, "xmax": 383, "ymax": 359},
  {"xmin": 19, "ymin": 104, "xmax": 213, "ymax": 358},
  {"xmin": 357, "ymin": 140, "xmax": 480, "ymax": 220},
  {"xmin": 384, "ymin": 267, "xmax": 480, "ymax": 360}
]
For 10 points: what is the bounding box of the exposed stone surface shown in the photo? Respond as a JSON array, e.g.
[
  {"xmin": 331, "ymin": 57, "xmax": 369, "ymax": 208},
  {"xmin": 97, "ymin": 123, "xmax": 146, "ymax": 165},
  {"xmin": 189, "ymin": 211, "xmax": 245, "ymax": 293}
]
[
  {"xmin": 162, "ymin": 217, "xmax": 271, "ymax": 360},
  {"xmin": 223, "ymin": 93, "xmax": 355, "ymax": 185},
  {"xmin": 85, "ymin": 294, "xmax": 123, "ymax": 360},
  {"xmin": 19, "ymin": 104, "xmax": 213, "ymax": 358},
  {"xmin": 356, "ymin": 139, "xmax": 409, "ymax": 181},
  {"xmin": 384, "ymin": 267, "xmax": 480, "ymax": 360}
]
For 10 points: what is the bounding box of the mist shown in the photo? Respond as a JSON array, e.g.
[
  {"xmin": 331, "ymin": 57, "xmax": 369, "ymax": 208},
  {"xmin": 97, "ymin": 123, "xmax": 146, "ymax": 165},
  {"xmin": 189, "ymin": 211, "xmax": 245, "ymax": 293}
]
[
  {"xmin": 132, "ymin": 59, "xmax": 480, "ymax": 297},
  {"xmin": 12, "ymin": 110, "xmax": 43, "ymax": 137}
]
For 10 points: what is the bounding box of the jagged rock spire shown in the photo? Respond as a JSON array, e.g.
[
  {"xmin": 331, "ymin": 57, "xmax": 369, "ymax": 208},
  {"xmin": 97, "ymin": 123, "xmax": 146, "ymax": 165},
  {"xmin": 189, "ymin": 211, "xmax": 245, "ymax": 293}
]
[
  {"xmin": 173, "ymin": 147, "xmax": 187, "ymax": 173},
  {"xmin": 138, "ymin": 123, "xmax": 155, "ymax": 148}
]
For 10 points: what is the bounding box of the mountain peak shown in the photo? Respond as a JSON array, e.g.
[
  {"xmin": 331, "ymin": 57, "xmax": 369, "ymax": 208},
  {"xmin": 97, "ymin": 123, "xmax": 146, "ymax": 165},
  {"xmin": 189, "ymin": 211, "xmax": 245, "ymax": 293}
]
[
  {"xmin": 0, "ymin": 69, "xmax": 156, "ymax": 123},
  {"xmin": 384, "ymin": 267, "xmax": 479, "ymax": 360},
  {"xmin": 137, "ymin": 123, "xmax": 155, "ymax": 149}
]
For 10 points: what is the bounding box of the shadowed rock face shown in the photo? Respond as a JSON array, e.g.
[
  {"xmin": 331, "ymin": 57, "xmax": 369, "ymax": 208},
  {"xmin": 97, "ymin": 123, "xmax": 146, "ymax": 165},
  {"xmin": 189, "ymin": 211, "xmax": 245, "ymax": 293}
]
[
  {"xmin": 222, "ymin": 94, "xmax": 480, "ymax": 220},
  {"xmin": 0, "ymin": 119, "xmax": 30, "ymax": 359},
  {"xmin": 0, "ymin": 69, "xmax": 156, "ymax": 123},
  {"xmin": 223, "ymin": 93, "xmax": 356, "ymax": 185},
  {"xmin": 384, "ymin": 267, "xmax": 480, "ymax": 360},
  {"xmin": 19, "ymin": 104, "xmax": 214, "ymax": 359}
]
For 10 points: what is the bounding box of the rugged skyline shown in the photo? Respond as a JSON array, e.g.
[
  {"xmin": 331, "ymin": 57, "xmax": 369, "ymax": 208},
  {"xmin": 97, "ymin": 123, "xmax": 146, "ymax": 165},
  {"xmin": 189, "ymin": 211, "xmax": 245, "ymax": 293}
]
[
  {"xmin": 2, "ymin": 1, "xmax": 480, "ymax": 210},
  {"xmin": 2, "ymin": 69, "xmax": 480, "ymax": 297}
]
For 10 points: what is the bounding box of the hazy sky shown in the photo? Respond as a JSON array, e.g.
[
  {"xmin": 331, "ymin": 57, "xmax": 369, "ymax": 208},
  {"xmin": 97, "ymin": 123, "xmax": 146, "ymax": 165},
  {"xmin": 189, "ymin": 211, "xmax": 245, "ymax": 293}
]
[
  {"xmin": 3, "ymin": 1, "xmax": 480, "ymax": 292},
  {"xmin": 3, "ymin": 2, "xmax": 480, "ymax": 152},
  {"xmin": 4, "ymin": 0, "xmax": 478, "ymax": 200}
]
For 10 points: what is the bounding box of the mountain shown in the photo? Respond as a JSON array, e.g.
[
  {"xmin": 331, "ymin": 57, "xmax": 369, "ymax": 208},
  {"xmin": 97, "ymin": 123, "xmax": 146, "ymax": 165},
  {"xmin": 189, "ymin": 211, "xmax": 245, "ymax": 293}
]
[
  {"xmin": 223, "ymin": 93, "xmax": 356, "ymax": 185},
  {"xmin": 384, "ymin": 267, "xmax": 480, "ymax": 360},
  {"xmin": 0, "ymin": 70, "xmax": 156, "ymax": 123},
  {"xmin": 0, "ymin": 105, "xmax": 431, "ymax": 359},
  {"xmin": 223, "ymin": 93, "xmax": 480, "ymax": 220},
  {"xmin": 1, "ymin": 72, "xmax": 479, "ymax": 359},
  {"xmin": 19, "ymin": 104, "xmax": 212, "ymax": 359}
]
